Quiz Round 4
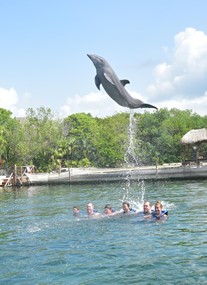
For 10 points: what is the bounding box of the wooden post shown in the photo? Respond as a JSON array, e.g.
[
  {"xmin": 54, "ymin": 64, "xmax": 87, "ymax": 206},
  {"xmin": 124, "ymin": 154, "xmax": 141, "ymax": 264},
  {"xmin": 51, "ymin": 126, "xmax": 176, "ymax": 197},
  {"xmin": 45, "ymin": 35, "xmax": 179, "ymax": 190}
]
[
  {"xmin": 187, "ymin": 144, "xmax": 190, "ymax": 161},
  {"xmin": 196, "ymin": 144, "xmax": 200, "ymax": 167},
  {"xmin": 156, "ymin": 162, "xmax": 158, "ymax": 179},
  {"xmin": 13, "ymin": 164, "xmax": 17, "ymax": 186},
  {"xmin": 183, "ymin": 145, "xmax": 186, "ymax": 163}
]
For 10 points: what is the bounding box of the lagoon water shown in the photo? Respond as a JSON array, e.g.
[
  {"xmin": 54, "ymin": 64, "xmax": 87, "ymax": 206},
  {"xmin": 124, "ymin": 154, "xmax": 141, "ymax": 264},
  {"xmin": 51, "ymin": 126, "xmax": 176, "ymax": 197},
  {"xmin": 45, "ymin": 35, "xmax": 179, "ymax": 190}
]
[{"xmin": 0, "ymin": 179, "xmax": 207, "ymax": 284}]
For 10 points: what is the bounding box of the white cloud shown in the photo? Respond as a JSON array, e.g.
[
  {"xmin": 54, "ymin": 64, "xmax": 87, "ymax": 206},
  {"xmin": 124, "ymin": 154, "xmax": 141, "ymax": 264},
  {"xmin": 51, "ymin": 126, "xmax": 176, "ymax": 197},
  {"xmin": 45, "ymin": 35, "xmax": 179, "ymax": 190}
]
[
  {"xmin": 157, "ymin": 92, "xmax": 207, "ymax": 116},
  {"xmin": 59, "ymin": 89, "xmax": 155, "ymax": 118},
  {"xmin": 14, "ymin": 108, "xmax": 27, "ymax": 117},
  {"xmin": 147, "ymin": 27, "xmax": 207, "ymax": 110},
  {"xmin": 0, "ymin": 87, "xmax": 27, "ymax": 117},
  {"xmin": 59, "ymin": 91, "xmax": 127, "ymax": 118},
  {"xmin": 0, "ymin": 87, "xmax": 18, "ymax": 109},
  {"xmin": 174, "ymin": 28, "xmax": 207, "ymax": 68},
  {"xmin": 0, "ymin": 87, "xmax": 35, "ymax": 117}
]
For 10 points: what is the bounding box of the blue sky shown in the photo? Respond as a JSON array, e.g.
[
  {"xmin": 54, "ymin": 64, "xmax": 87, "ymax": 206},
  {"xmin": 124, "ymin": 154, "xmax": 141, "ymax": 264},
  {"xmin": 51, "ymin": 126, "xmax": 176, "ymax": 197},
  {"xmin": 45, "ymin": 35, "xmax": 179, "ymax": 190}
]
[{"xmin": 1, "ymin": 0, "xmax": 207, "ymax": 118}]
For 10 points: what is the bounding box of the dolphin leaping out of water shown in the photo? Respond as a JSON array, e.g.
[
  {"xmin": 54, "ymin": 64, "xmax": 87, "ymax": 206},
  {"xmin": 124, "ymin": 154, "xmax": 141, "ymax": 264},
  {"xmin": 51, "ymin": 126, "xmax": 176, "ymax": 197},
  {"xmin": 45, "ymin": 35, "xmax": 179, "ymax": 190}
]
[{"xmin": 87, "ymin": 54, "xmax": 157, "ymax": 110}]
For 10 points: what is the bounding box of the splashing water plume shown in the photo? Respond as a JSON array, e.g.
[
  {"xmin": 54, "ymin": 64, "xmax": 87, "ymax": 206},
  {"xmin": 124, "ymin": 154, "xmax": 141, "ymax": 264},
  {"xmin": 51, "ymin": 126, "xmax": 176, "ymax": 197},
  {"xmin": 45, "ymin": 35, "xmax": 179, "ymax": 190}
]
[
  {"xmin": 121, "ymin": 110, "xmax": 145, "ymax": 209},
  {"xmin": 121, "ymin": 180, "xmax": 146, "ymax": 211},
  {"xmin": 124, "ymin": 110, "xmax": 139, "ymax": 166}
]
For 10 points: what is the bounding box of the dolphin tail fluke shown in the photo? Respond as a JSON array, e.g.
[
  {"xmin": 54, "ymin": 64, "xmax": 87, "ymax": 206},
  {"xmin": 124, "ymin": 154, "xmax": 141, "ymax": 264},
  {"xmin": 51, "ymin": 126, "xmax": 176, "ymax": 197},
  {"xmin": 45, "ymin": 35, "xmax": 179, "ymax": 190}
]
[{"xmin": 139, "ymin": 103, "xmax": 158, "ymax": 110}]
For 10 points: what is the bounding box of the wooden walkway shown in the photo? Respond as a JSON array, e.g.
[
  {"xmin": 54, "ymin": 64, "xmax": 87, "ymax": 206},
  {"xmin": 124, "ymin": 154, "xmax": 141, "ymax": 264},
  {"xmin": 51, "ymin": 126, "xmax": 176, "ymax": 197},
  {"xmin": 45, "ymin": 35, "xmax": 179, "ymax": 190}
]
[
  {"xmin": 1, "ymin": 165, "xmax": 34, "ymax": 187},
  {"xmin": 2, "ymin": 164, "xmax": 207, "ymax": 187}
]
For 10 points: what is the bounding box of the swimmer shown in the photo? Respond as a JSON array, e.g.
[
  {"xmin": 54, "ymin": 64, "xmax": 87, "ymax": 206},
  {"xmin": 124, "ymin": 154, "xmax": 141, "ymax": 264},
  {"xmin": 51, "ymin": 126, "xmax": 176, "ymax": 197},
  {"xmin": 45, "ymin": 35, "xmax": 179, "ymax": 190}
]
[
  {"xmin": 73, "ymin": 206, "xmax": 80, "ymax": 216},
  {"xmin": 86, "ymin": 202, "xmax": 101, "ymax": 218},
  {"xmin": 122, "ymin": 202, "xmax": 137, "ymax": 214},
  {"xmin": 103, "ymin": 204, "xmax": 116, "ymax": 216},
  {"xmin": 152, "ymin": 201, "xmax": 168, "ymax": 221},
  {"xmin": 142, "ymin": 201, "xmax": 152, "ymax": 218}
]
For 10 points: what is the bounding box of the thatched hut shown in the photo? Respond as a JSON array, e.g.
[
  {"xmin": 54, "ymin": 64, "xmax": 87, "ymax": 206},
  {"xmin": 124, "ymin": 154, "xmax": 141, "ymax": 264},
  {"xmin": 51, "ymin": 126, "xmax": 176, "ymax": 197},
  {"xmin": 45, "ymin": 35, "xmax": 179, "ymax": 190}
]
[{"xmin": 181, "ymin": 128, "xmax": 207, "ymax": 164}]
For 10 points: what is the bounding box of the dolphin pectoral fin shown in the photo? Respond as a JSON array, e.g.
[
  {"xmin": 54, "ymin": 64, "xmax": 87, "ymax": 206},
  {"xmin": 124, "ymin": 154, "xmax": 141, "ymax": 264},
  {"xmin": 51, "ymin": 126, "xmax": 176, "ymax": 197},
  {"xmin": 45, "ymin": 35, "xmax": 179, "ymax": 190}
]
[
  {"xmin": 120, "ymin": 79, "xmax": 130, "ymax": 86},
  {"xmin": 103, "ymin": 73, "xmax": 116, "ymax": 85},
  {"xmin": 95, "ymin": 75, "xmax": 101, "ymax": 90}
]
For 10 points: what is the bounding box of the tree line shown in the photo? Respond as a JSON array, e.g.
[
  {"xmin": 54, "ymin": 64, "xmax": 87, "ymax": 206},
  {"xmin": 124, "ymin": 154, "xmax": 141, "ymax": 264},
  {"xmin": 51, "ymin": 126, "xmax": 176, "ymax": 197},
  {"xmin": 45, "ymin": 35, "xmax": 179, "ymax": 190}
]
[{"xmin": 0, "ymin": 106, "xmax": 207, "ymax": 173}]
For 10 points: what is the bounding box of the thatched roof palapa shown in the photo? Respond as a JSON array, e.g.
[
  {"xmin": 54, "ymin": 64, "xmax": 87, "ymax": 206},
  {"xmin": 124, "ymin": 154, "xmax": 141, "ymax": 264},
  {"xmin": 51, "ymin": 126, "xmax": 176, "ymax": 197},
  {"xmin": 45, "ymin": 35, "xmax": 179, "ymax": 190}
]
[{"xmin": 181, "ymin": 128, "xmax": 207, "ymax": 145}]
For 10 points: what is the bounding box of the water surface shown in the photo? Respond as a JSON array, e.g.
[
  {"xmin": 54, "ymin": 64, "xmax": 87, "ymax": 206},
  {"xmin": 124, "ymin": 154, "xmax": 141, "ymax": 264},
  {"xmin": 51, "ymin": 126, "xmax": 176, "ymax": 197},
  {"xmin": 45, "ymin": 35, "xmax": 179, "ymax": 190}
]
[{"xmin": 0, "ymin": 180, "xmax": 207, "ymax": 284}]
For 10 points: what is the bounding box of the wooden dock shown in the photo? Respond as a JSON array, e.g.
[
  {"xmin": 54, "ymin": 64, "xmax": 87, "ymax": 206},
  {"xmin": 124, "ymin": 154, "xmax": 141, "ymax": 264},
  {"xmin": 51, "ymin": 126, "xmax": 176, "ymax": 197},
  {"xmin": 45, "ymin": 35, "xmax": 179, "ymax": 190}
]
[
  {"xmin": 2, "ymin": 163, "xmax": 207, "ymax": 187},
  {"xmin": 0, "ymin": 165, "xmax": 34, "ymax": 187}
]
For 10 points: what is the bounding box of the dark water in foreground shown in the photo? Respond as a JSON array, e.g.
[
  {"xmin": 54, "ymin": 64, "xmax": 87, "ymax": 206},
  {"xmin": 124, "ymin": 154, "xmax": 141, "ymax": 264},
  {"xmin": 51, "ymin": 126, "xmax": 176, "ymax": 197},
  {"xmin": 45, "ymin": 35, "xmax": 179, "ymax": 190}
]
[{"xmin": 0, "ymin": 180, "xmax": 207, "ymax": 285}]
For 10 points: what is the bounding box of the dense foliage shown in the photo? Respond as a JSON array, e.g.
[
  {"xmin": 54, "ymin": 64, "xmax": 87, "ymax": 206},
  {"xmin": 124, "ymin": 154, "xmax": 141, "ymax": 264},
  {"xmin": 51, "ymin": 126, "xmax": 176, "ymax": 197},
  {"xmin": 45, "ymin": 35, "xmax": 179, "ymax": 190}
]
[{"xmin": 1, "ymin": 106, "xmax": 207, "ymax": 172}]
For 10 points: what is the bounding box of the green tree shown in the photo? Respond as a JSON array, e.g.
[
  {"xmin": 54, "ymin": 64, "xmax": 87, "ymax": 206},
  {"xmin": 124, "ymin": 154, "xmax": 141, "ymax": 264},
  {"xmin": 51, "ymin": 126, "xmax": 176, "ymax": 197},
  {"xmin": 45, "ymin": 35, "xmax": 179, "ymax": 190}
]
[
  {"xmin": 23, "ymin": 107, "xmax": 64, "ymax": 172},
  {"xmin": 1, "ymin": 106, "xmax": 207, "ymax": 171},
  {"xmin": 97, "ymin": 112, "xmax": 129, "ymax": 167},
  {"xmin": 135, "ymin": 108, "xmax": 206, "ymax": 165},
  {"xmin": 0, "ymin": 108, "xmax": 12, "ymax": 163},
  {"xmin": 0, "ymin": 109, "xmax": 27, "ymax": 169},
  {"xmin": 63, "ymin": 113, "xmax": 100, "ymax": 167}
]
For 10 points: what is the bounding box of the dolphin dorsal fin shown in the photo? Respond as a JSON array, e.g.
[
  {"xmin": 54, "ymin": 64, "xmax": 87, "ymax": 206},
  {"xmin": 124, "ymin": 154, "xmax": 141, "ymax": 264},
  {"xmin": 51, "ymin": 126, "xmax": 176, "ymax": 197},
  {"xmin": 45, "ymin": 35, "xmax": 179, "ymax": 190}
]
[
  {"xmin": 95, "ymin": 75, "xmax": 101, "ymax": 90},
  {"xmin": 120, "ymin": 79, "xmax": 130, "ymax": 86}
]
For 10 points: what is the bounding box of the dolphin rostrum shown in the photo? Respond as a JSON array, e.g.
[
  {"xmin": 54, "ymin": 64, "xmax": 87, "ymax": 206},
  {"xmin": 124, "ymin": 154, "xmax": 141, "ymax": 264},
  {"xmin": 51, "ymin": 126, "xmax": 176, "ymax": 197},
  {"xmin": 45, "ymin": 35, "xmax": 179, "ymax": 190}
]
[{"xmin": 87, "ymin": 54, "xmax": 157, "ymax": 110}]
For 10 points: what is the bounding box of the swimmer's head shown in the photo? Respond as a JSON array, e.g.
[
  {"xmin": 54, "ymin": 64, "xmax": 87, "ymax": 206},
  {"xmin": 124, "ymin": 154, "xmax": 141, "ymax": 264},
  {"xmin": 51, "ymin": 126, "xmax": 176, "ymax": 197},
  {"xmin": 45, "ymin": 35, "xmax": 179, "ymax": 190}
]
[
  {"xmin": 143, "ymin": 201, "xmax": 151, "ymax": 214},
  {"xmin": 104, "ymin": 204, "xmax": 113, "ymax": 215},
  {"xmin": 73, "ymin": 206, "xmax": 80, "ymax": 215},
  {"xmin": 87, "ymin": 203, "xmax": 94, "ymax": 215}
]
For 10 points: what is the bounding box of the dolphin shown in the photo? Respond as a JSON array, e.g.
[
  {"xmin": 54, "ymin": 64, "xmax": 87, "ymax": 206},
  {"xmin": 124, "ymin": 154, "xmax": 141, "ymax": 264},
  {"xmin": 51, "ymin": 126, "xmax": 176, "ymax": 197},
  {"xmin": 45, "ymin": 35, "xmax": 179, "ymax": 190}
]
[{"xmin": 87, "ymin": 54, "xmax": 157, "ymax": 110}]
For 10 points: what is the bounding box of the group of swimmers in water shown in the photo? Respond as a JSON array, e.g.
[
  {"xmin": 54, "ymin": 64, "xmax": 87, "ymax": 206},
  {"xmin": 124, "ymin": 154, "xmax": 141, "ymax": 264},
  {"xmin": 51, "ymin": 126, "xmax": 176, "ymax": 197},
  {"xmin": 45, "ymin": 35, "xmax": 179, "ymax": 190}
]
[{"xmin": 73, "ymin": 200, "xmax": 168, "ymax": 222}]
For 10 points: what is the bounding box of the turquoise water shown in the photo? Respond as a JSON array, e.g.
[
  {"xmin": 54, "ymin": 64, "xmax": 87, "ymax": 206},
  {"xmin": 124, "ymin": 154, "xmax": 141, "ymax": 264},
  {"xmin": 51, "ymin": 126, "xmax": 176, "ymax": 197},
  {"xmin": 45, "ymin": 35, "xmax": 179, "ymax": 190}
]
[{"xmin": 0, "ymin": 180, "xmax": 207, "ymax": 284}]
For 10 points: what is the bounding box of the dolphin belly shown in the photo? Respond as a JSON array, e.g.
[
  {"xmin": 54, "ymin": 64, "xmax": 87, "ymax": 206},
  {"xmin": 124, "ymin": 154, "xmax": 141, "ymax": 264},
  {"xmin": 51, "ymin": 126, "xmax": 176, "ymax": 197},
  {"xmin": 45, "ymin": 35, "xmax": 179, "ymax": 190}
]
[{"xmin": 101, "ymin": 76, "xmax": 129, "ymax": 107}]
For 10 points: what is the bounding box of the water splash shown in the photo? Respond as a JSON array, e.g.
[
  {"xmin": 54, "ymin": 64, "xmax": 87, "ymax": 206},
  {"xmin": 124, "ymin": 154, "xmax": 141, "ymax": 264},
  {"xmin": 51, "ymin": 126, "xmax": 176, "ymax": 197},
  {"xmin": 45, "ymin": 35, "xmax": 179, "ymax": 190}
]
[
  {"xmin": 121, "ymin": 110, "xmax": 145, "ymax": 210},
  {"xmin": 121, "ymin": 180, "xmax": 146, "ymax": 211},
  {"xmin": 124, "ymin": 110, "xmax": 139, "ymax": 167}
]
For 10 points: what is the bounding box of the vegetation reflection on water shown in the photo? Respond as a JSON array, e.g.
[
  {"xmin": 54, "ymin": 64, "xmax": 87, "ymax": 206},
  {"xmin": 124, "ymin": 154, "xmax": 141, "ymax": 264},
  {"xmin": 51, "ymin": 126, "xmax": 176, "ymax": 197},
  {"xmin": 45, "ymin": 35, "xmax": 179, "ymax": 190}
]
[{"xmin": 0, "ymin": 180, "xmax": 207, "ymax": 285}]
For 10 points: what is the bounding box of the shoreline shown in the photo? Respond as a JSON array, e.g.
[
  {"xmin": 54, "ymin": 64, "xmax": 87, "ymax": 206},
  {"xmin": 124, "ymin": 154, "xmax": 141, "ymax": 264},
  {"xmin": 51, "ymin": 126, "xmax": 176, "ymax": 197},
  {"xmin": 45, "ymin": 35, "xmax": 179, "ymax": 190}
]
[
  {"xmin": 20, "ymin": 163, "xmax": 207, "ymax": 185},
  {"xmin": 2, "ymin": 162, "xmax": 207, "ymax": 187}
]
